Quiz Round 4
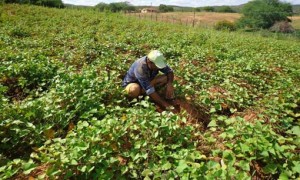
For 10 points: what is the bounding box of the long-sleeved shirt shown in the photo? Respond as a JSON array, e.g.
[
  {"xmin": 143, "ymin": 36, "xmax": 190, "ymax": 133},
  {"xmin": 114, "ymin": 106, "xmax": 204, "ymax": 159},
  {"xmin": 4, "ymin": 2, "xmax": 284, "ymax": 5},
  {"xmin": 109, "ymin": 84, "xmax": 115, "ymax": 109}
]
[{"xmin": 122, "ymin": 56, "xmax": 173, "ymax": 95}]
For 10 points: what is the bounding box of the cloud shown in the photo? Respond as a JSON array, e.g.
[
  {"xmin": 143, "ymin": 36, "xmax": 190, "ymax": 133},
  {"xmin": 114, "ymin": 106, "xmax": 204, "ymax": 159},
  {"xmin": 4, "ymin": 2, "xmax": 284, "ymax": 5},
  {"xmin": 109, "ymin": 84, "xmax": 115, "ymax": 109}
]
[{"xmin": 62, "ymin": 0, "xmax": 300, "ymax": 7}]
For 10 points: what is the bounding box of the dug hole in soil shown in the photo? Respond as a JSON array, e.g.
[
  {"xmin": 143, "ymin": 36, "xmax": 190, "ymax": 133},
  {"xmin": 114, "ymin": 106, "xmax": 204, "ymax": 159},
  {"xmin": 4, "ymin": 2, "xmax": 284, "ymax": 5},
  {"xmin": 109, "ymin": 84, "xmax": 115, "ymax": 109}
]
[{"xmin": 156, "ymin": 97, "xmax": 211, "ymax": 128}]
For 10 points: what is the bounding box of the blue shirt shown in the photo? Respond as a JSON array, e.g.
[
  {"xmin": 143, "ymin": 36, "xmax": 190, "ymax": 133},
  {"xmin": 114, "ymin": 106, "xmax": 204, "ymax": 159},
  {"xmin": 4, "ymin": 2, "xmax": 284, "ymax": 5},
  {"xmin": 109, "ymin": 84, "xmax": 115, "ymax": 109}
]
[{"xmin": 122, "ymin": 56, "xmax": 173, "ymax": 95}]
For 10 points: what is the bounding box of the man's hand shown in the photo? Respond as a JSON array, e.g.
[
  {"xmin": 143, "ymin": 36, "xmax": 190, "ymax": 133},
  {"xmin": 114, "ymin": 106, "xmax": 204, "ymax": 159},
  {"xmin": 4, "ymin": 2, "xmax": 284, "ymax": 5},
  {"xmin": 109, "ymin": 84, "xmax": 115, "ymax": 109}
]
[{"xmin": 165, "ymin": 83, "xmax": 175, "ymax": 100}]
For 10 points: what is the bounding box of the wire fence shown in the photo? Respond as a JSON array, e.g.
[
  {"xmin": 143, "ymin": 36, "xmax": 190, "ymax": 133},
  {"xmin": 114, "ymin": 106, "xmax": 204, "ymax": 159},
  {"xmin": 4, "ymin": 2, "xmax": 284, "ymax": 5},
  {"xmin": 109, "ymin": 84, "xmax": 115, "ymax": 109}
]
[
  {"xmin": 125, "ymin": 12, "xmax": 215, "ymax": 28},
  {"xmin": 125, "ymin": 11, "xmax": 300, "ymax": 29}
]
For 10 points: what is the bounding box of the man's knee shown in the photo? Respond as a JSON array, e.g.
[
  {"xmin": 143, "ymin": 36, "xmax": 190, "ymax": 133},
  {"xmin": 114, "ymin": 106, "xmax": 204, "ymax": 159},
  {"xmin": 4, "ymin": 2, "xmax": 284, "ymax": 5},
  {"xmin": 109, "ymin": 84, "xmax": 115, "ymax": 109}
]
[{"xmin": 125, "ymin": 83, "xmax": 141, "ymax": 98}]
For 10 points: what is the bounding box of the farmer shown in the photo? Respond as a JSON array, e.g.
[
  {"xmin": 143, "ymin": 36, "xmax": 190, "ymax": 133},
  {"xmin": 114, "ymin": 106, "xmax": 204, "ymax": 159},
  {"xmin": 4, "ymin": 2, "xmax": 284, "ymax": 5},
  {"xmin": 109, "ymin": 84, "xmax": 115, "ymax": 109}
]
[{"xmin": 122, "ymin": 50, "xmax": 176, "ymax": 111}]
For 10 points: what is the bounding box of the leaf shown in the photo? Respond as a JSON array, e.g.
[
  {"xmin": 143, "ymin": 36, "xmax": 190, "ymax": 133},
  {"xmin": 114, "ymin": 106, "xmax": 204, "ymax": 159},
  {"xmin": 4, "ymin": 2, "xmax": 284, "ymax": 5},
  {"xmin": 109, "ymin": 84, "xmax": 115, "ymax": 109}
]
[
  {"xmin": 154, "ymin": 131, "xmax": 159, "ymax": 138},
  {"xmin": 238, "ymin": 160, "xmax": 250, "ymax": 171},
  {"xmin": 176, "ymin": 160, "xmax": 188, "ymax": 173},
  {"xmin": 215, "ymin": 104, "xmax": 222, "ymax": 111},
  {"xmin": 0, "ymin": 166, "xmax": 6, "ymax": 172},
  {"xmin": 240, "ymin": 144, "xmax": 250, "ymax": 153},
  {"xmin": 291, "ymin": 126, "xmax": 300, "ymax": 136},
  {"xmin": 79, "ymin": 165, "xmax": 87, "ymax": 172},
  {"xmin": 162, "ymin": 162, "xmax": 172, "ymax": 170},
  {"xmin": 71, "ymin": 159, "xmax": 78, "ymax": 165},
  {"xmin": 23, "ymin": 160, "xmax": 36, "ymax": 175},
  {"xmin": 260, "ymin": 151, "xmax": 269, "ymax": 157},
  {"xmin": 68, "ymin": 122, "xmax": 75, "ymax": 132},
  {"xmin": 140, "ymin": 100, "xmax": 149, "ymax": 108},
  {"xmin": 292, "ymin": 161, "xmax": 300, "ymax": 173},
  {"xmin": 263, "ymin": 163, "xmax": 277, "ymax": 174},
  {"xmin": 208, "ymin": 120, "xmax": 217, "ymax": 127},
  {"xmin": 142, "ymin": 169, "xmax": 152, "ymax": 177},
  {"xmin": 121, "ymin": 166, "xmax": 128, "ymax": 175},
  {"xmin": 44, "ymin": 129, "xmax": 55, "ymax": 139},
  {"xmin": 202, "ymin": 98, "xmax": 211, "ymax": 105},
  {"xmin": 210, "ymin": 107, "xmax": 216, "ymax": 113},
  {"xmin": 82, "ymin": 121, "xmax": 89, "ymax": 127},
  {"xmin": 278, "ymin": 172, "xmax": 289, "ymax": 180}
]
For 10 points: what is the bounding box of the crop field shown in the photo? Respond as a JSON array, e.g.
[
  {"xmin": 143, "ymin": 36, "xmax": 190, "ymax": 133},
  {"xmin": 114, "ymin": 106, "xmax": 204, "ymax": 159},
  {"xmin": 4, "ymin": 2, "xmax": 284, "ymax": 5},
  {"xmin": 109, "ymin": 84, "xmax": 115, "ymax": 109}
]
[{"xmin": 0, "ymin": 4, "xmax": 300, "ymax": 179}]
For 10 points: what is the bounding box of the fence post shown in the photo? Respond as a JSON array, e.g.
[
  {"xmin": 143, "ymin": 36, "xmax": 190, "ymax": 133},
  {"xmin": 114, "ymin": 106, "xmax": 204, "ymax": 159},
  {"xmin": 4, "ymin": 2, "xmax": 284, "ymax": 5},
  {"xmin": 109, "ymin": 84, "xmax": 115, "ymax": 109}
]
[{"xmin": 193, "ymin": 10, "xmax": 196, "ymax": 27}]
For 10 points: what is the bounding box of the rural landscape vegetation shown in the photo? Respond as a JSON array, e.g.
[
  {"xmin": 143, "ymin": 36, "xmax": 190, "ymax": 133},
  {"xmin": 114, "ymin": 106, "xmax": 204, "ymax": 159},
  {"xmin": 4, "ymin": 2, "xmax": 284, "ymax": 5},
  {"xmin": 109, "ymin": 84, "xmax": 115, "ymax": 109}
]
[{"xmin": 0, "ymin": 0, "xmax": 300, "ymax": 179}]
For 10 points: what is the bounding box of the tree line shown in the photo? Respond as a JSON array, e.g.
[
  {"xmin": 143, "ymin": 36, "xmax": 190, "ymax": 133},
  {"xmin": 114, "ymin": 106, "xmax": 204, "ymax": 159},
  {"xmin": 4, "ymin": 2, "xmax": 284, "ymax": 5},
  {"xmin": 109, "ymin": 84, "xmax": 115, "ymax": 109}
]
[{"xmin": 4, "ymin": 0, "xmax": 64, "ymax": 8}]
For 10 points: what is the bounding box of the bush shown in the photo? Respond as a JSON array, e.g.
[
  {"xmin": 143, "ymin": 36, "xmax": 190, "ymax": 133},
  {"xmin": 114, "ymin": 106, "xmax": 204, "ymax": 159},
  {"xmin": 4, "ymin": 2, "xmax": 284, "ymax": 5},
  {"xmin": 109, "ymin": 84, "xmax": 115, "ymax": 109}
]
[
  {"xmin": 238, "ymin": 0, "xmax": 293, "ymax": 29},
  {"xmin": 214, "ymin": 20, "xmax": 236, "ymax": 31},
  {"xmin": 203, "ymin": 6, "xmax": 214, "ymax": 12},
  {"xmin": 270, "ymin": 21, "xmax": 295, "ymax": 33},
  {"xmin": 217, "ymin": 6, "xmax": 235, "ymax": 13}
]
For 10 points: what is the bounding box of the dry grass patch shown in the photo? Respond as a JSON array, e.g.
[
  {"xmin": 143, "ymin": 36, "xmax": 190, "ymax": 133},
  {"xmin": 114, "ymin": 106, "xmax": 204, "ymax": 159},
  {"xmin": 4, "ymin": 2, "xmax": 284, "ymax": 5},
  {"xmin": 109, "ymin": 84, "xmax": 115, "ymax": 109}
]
[{"xmin": 290, "ymin": 16, "xmax": 300, "ymax": 30}]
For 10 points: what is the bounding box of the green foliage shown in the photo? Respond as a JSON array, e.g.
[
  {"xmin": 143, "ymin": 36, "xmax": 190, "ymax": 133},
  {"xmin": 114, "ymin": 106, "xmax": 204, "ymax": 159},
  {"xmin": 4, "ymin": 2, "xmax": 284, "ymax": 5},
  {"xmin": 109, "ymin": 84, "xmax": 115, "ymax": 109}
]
[
  {"xmin": 214, "ymin": 20, "xmax": 236, "ymax": 31},
  {"xmin": 95, "ymin": 2, "xmax": 108, "ymax": 12},
  {"xmin": 159, "ymin": 4, "xmax": 174, "ymax": 13},
  {"xmin": 195, "ymin": 7, "xmax": 201, "ymax": 12},
  {"xmin": 4, "ymin": 0, "xmax": 64, "ymax": 8},
  {"xmin": 238, "ymin": 0, "xmax": 293, "ymax": 29},
  {"xmin": 203, "ymin": 6, "xmax": 215, "ymax": 12},
  {"xmin": 216, "ymin": 6, "xmax": 235, "ymax": 13},
  {"xmin": 0, "ymin": 4, "xmax": 299, "ymax": 179},
  {"xmin": 31, "ymin": 102, "xmax": 201, "ymax": 179},
  {"xmin": 96, "ymin": 2, "xmax": 135, "ymax": 12}
]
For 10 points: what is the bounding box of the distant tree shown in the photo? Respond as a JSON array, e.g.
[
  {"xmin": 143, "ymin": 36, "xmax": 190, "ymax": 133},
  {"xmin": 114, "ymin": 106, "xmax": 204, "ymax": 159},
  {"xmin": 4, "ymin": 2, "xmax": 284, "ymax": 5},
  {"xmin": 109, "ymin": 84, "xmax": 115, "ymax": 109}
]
[
  {"xmin": 96, "ymin": 2, "xmax": 109, "ymax": 12},
  {"xmin": 159, "ymin": 4, "xmax": 167, "ymax": 12},
  {"xmin": 217, "ymin": 6, "xmax": 235, "ymax": 13},
  {"xmin": 195, "ymin": 7, "xmax": 201, "ymax": 12},
  {"xmin": 237, "ymin": 0, "xmax": 293, "ymax": 29},
  {"xmin": 4, "ymin": 0, "xmax": 18, "ymax": 3},
  {"xmin": 104, "ymin": 2, "xmax": 134, "ymax": 12},
  {"xmin": 123, "ymin": 4, "xmax": 136, "ymax": 12},
  {"xmin": 5, "ymin": 0, "xmax": 64, "ymax": 8},
  {"xmin": 109, "ymin": 3, "xmax": 122, "ymax": 12},
  {"xmin": 39, "ymin": 0, "xmax": 64, "ymax": 8},
  {"xmin": 159, "ymin": 4, "xmax": 174, "ymax": 12},
  {"xmin": 203, "ymin": 6, "xmax": 214, "ymax": 12}
]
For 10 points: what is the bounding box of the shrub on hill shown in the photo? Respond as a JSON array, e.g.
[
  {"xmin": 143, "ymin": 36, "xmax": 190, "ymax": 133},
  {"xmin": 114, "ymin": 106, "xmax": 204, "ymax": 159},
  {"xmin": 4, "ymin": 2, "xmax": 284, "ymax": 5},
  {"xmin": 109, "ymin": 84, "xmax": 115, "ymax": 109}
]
[
  {"xmin": 203, "ymin": 6, "xmax": 215, "ymax": 12},
  {"xmin": 237, "ymin": 0, "xmax": 293, "ymax": 29},
  {"xmin": 159, "ymin": 4, "xmax": 174, "ymax": 12},
  {"xmin": 214, "ymin": 20, "xmax": 237, "ymax": 31},
  {"xmin": 96, "ymin": 2, "xmax": 136, "ymax": 12},
  {"xmin": 270, "ymin": 21, "xmax": 295, "ymax": 33},
  {"xmin": 216, "ymin": 6, "xmax": 235, "ymax": 13}
]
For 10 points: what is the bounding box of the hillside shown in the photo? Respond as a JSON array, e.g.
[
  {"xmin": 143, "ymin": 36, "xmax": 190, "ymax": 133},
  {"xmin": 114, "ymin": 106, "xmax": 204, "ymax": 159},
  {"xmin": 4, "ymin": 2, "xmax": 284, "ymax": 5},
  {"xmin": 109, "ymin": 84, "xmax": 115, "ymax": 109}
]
[{"xmin": 0, "ymin": 4, "xmax": 299, "ymax": 179}]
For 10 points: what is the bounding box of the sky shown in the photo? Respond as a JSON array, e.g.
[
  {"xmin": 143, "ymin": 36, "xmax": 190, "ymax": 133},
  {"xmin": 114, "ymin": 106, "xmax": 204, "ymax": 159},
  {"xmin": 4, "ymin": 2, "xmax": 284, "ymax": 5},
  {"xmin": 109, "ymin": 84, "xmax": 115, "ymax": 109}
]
[{"xmin": 62, "ymin": 0, "xmax": 300, "ymax": 7}]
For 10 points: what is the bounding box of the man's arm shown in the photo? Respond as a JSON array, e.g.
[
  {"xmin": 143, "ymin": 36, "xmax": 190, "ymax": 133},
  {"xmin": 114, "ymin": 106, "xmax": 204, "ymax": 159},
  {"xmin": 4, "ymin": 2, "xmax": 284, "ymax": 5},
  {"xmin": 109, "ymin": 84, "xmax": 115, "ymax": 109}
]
[
  {"xmin": 166, "ymin": 71, "xmax": 174, "ymax": 84},
  {"xmin": 166, "ymin": 71, "xmax": 175, "ymax": 99}
]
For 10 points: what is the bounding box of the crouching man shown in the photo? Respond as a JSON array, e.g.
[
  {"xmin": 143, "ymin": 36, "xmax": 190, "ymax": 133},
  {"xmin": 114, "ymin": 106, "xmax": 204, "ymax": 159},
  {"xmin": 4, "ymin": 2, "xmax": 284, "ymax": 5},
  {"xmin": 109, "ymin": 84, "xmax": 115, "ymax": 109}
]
[{"xmin": 122, "ymin": 50, "xmax": 176, "ymax": 111}]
